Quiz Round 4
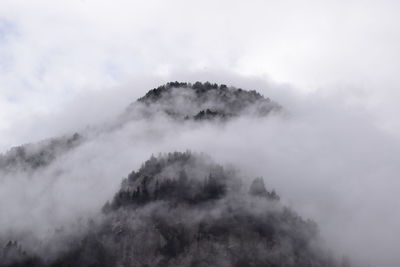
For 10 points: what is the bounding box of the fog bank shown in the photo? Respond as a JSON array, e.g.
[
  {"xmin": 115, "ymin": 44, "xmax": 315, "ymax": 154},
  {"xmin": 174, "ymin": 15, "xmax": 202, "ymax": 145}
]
[{"xmin": 0, "ymin": 76, "xmax": 399, "ymax": 266}]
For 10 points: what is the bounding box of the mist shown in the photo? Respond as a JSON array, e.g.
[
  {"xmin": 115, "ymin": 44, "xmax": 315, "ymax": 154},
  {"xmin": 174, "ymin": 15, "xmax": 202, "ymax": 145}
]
[
  {"xmin": 0, "ymin": 75, "xmax": 399, "ymax": 266},
  {"xmin": 1, "ymin": 0, "xmax": 400, "ymax": 266}
]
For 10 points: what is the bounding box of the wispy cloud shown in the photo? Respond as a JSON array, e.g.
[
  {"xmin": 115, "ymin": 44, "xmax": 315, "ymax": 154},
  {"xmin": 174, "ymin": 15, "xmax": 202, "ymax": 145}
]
[{"xmin": 1, "ymin": 0, "xmax": 400, "ymax": 151}]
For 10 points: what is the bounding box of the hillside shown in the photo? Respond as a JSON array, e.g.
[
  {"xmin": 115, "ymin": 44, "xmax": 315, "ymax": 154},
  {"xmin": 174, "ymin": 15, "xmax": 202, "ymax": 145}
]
[
  {"xmin": 0, "ymin": 133, "xmax": 81, "ymax": 173},
  {"xmin": 0, "ymin": 82, "xmax": 280, "ymax": 174},
  {"xmin": 1, "ymin": 152, "xmax": 342, "ymax": 267},
  {"xmin": 125, "ymin": 81, "xmax": 281, "ymax": 121}
]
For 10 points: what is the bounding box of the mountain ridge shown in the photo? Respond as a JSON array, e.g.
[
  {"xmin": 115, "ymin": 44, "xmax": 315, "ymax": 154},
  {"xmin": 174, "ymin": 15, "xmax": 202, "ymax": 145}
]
[
  {"xmin": 0, "ymin": 82, "xmax": 280, "ymax": 173},
  {"xmin": 1, "ymin": 152, "xmax": 343, "ymax": 267}
]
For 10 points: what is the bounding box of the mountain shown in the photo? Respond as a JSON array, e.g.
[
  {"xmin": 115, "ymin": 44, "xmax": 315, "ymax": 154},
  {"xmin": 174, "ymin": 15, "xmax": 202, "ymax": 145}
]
[
  {"xmin": 0, "ymin": 82, "xmax": 346, "ymax": 267},
  {"xmin": 0, "ymin": 82, "xmax": 280, "ymax": 174},
  {"xmin": 0, "ymin": 133, "xmax": 81, "ymax": 173},
  {"xmin": 125, "ymin": 81, "xmax": 281, "ymax": 121},
  {"xmin": 1, "ymin": 152, "xmax": 341, "ymax": 267}
]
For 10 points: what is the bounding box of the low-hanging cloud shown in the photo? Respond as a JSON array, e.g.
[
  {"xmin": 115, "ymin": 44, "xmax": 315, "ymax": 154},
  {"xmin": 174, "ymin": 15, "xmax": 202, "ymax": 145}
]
[{"xmin": 0, "ymin": 74, "xmax": 399, "ymax": 267}]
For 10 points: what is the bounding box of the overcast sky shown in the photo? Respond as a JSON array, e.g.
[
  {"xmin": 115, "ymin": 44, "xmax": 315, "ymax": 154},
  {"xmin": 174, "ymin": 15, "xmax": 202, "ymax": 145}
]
[
  {"xmin": 2, "ymin": 2, "xmax": 400, "ymax": 266},
  {"xmin": 1, "ymin": 0, "xmax": 400, "ymax": 149}
]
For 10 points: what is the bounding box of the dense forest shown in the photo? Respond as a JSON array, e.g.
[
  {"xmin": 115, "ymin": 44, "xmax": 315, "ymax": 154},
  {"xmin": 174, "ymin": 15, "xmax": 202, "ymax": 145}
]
[
  {"xmin": 125, "ymin": 81, "xmax": 281, "ymax": 121},
  {"xmin": 0, "ymin": 83, "xmax": 350, "ymax": 267},
  {"xmin": 1, "ymin": 152, "xmax": 345, "ymax": 267},
  {"xmin": 0, "ymin": 82, "xmax": 280, "ymax": 174},
  {"xmin": 0, "ymin": 133, "xmax": 81, "ymax": 173}
]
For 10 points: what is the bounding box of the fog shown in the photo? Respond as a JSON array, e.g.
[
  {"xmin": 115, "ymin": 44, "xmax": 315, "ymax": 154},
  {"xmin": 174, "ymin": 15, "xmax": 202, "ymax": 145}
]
[
  {"xmin": 1, "ymin": 0, "xmax": 400, "ymax": 266},
  {"xmin": 0, "ymin": 74, "xmax": 399, "ymax": 266},
  {"xmin": 2, "ymin": 0, "xmax": 400, "ymax": 149}
]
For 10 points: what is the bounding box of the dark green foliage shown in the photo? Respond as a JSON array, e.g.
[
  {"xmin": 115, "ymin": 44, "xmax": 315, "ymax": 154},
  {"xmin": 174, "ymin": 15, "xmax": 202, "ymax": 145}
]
[
  {"xmin": 0, "ymin": 241, "xmax": 43, "ymax": 267},
  {"xmin": 0, "ymin": 152, "xmax": 341, "ymax": 267},
  {"xmin": 1, "ymin": 153, "xmax": 343, "ymax": 267},
  {"xmin": 0, "ymin": 133, "xmax": 81, "ymax": 172},
  {"xmin": 0, "ymin": 258, "xmax": 43, "ymax": 267},
  {"xmin": 249, "ymin": 177, "xmax": 280, "ymax": 201},
  {"xmin": 193, "ymin": 109, "xmax": 230, "ymax": 121},
  {"xmin": 110, "ymin": 152, "xmax": 227, "ymax": 209},
  {"xmin": 99, "ymin": 152, "xmax": 340, "ymax": 267},
  {"xmin": 138, "ymin": 81, "xmax": 224, "ymax": 103},
  {"xmin": 46, "ymin": 233, "xmax": 116, "ymax": 267},
  {"xmin": 132, "ymin": 81, "xmax": 281, "ymax": 121}
]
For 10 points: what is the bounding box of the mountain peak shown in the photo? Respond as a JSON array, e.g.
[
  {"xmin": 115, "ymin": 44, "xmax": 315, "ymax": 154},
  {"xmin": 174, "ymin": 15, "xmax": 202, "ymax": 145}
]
[{"xmin": 126, "ymin": 81, "xmax": 281, "ymax": 121}]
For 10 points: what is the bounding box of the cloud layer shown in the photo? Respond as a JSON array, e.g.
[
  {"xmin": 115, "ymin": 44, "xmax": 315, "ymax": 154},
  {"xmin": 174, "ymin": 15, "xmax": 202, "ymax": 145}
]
[
  {"xmin": 2, "ymin": 0, "xmax": 400, "ymax": 149},
  {"xmin": 1, "ymin": 78, "xmax": 400, "ymax": 266},
  {"xmin": 1, "ymin": 1, "xmax": 400, "ymax": 266}
]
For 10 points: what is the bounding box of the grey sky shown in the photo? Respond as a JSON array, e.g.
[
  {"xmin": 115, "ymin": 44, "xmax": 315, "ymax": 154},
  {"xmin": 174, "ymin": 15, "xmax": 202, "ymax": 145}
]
[
  {"xmin": 1, "ymin": 0, "xmax": 400, "ymax": 150},
  {"xmin": 1, "ymin": 2, "xmax": 400, "ymax": 266}
]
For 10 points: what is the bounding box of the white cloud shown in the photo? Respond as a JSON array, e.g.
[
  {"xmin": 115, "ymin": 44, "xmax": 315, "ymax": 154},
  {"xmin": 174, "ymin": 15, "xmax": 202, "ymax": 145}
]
[
  {"xmin": 1, "ymin": 77, "xmax": 400, "ymax": 266},
  {"xmin": 1, "ymin": 1, "xmax": 400, "ymax": 150},
  {"xmin": 1, "ymin": 1, "xmax": 400, "ymax": 265}
]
